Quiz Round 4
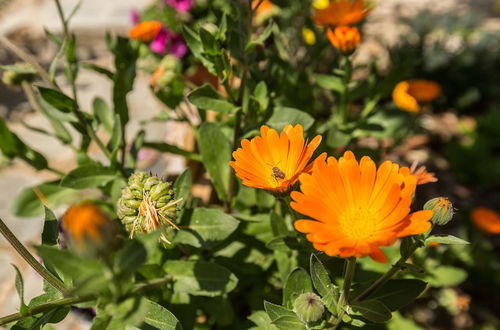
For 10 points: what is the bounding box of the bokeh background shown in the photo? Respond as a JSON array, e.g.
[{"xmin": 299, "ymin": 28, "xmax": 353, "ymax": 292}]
[{"xmin": 1, "ymin": 0, "xmax": 499, "ymax": 328}]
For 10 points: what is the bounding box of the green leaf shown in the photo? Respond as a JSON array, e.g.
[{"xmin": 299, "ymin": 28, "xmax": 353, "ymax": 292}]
[
  {"xmin": 164, "ymin": 260, "xmax": 238, "ymax": 297},
  {"xmin": 107, "ymin": 114, "xmax": 123, "ymax": 155},
  {"xmin": 253, "ymin": 81, "xmax": 269, "ymax": 112},
  {"xmin": 114, "ymin": 240, "xmax": 147, "ymax": 278},
  {"xmin": 0, "ymin": 117, "xmax": 48, "ymax": 170},
  {"xmin": 11, "ymin": 183, "xmax": 80, "ymax": 218},
  {"xmin": 188, "ymin": 84, "xmax": 237, "ymax": 114},
  {"xmin": 42, "ymin": 206, "xmax": 59, "ymax": 246},
  {"xmin": 246, "ymin": 22, "xmax": 275, "ymax": 52},
  {"xmin": 143, "ymin": 299, "xmax": 183, "ymax": 330},
  {"xmin": 267, "ymin": 107, "xmax": 314, "ymax": 131},
  {"xmin": 0, "ymin": 64, "xmax": 37, "ymax": 74},
  {"xmin": 272, "ymin": 315, "xmax": 306, "ymax": 330},
  {"xmin": 12, "ymin": 265, "xmax": 27, "ymax": 313},
  {"xmin": 350, "ymin": 299, "xmax": 392, "ymax": 323},
  {"xmin": 174, "ymin": 208, "xmax": 239, "ymax": 249},
  {"xmin": 35, "ymin": 245, "xmax": 105, "ymax": 287},
  {"xmin": 427, "ymin": 265, "xmax": 467, "ymax": 287},
  {"xmin": 426, "ymin": 235, "xmax": 469, "ymax": 245},
  {"xmin": 143, "ymin": 142, "xmax": 201, "ymax": 162},
  {"xmin": 38, "ymin": 86, "xmax": 76, "ymax": 113},
  {"xmin": 199, "ymin": 28, "xmax": 219, "ymax": 56},
  {"xmin": 182, "ymin": 26, "xmax": 215, "ymax": 74},
  {"xmin": 110, "ymin": 36, "xmax": 138, "ymax": 126},
  {"xmin": 248, "ymin": 311, "xmax": 278, "ymax": 329},
  {"xmin": 92, "ymin": 97, "xmax": 114, "ymax": 133},
  {"xmin": 83, "ymin": 63, "xmax": 114, "ymax": 79},
  {"xmin": 283, "ymin": 268, "xmax": 313, "ymax": 309},
  {"xmin": 270, "ymin": 211, "xmax": 288, "ymax": 236},
  {"xmin": 310, "ymin": 254, "xmax": 338, "ymax": 309},
  {"xmin": 197, "ymin": 122, "xmax": 231, "ymax": 201},
  {"xmin": 353, "ymin": 279, "xmax": 427, "ymax": 311},
  {"xmin": 313, "ymin": 74, "xmax": 345, "ymax": 93},
  {"xmin": 264, "ymin": 301, "xmax": 296, "ymax": 321},
  {"xmin": 174, "ymin": 169, "xmax": 192, "ymax": 209},
  {"xmin": 60, "ymin": 163, "xmax": 118, "ymax": 189}
]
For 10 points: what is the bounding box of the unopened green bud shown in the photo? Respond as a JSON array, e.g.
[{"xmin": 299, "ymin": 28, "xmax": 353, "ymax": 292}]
[
  {"xmin": 2, "ymin": 63, "xmax": 37, "ymax": 86},
  {"xmin": 293, "ymin": 292, "xmax": 324, "ymax": 323},
  {"xmin": 117, "ymin": 172, "xmax": 181, "ymax": 244},
  {"xmin": 424, "ymin": 197, "xmax": 454, "ymax": 226}
]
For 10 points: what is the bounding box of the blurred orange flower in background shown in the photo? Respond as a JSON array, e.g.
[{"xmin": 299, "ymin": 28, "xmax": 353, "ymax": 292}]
[
  {"xmin": 313, "ymin": 0, "xmax": 371, "ymax": 27},
  {"xmin": 471, "ymin": 207, "xmax": 500, "ymax": 234},
  {"xmin": 252, "ymin": 0, "xmax": 278, "ymax": 22},
  {"xmin": 327, "ymin": 26, "xmax": 361, "ymax": 53},
  {"xmin": 291, "ymin": 151, "xmax": 433, "ymax": 263},
  {"xmin": 62, "ymin": 202, "xmax": 113, "ymax": 243},
  {"xmin": 392, "ymin": 80, "xmax": 442, "ymax": 113},
  {"xmin": 400, "ymin": 162, "xmax": 438, "ymax": 185},
  {"xmin": 128, "ymin": 21, "xmax": 162, "ymax": 42},
  {"xmin": 230, "ymin": 125, "xmax": 323, "ymax": 193}
]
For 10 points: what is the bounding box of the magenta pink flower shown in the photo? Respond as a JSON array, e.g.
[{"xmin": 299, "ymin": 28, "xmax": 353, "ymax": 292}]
[
  {"xmin": 165, "ymin": 0, "xmax": 194, "ymax": 12},
  {"xmin": 129, "ymin": 9, "xmax": 140, "ymax": 25},
  {"xmin": 170, "ymin": 34, "xmax": 187, "ymax": 58},
  {"xmin": 150, "ymin": 27, "xmax": 171, "ymax": 54}
]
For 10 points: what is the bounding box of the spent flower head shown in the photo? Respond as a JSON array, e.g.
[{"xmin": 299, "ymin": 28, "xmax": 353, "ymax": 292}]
[{"xmin": 117, "ymin": 172, "xmax": 182, "ymax": 244}]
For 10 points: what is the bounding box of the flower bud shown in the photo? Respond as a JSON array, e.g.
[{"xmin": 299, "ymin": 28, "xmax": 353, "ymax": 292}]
[
  {"xmin": 117, "ymin": 172, "xmax": 181, "ymax": 244},
  {"xmin": 2, "ymin": 63, "xmax": 37, "ymax": 86},
  {"xmin": 61, "ymin": 202, "xmax": 119, "ymax": 257},
  {"xmin": 326, "ymin": 26, "xmax": 361, "ymax": 54},
  {"xmin": 293, "ymin": 292, "xmax": 324, "ymax": 323},
  {"xmin": 424, "ymin": 197, "xmax": 454, "ymax": 226}
]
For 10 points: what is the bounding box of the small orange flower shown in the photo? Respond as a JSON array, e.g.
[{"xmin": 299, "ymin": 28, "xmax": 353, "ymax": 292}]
[
  {"xmin": 392, "ymin": 80, "xmax": 442, "ymax": 113},
  {"xmin": 471, "ymin": 207, "xmax": 500, "ymax": 234},
  {"xmin": 327, "ymin": 26, "xmax": 361, "ymax": 53},
  {"xmin": 291, "ymin": 151, "xmax": 433, "ymax": 263},
  {"xmin": 428, "ymin": 241, "xmax": 441, "ymax": 247},
  {"xmin": 128, "ymin": 21, "xmax": 162, "ymax": 42},
  {"xmin": 62, "ymin": 202, "xmax": 114, "ymax": 243},
  {"xmin": 399, "ymin": 162, "xmax": 438, "ymax": 185},
  {"xmin": 252, "ymin": 0, "xmax": 278, "ymax": 22},
  {"xmin": 230, "ymin": 125, "xmax": 323, "ymax": 193},
  {"xmin": 313, "ymin": 0, "xmax": 371, "ymax": 27}
]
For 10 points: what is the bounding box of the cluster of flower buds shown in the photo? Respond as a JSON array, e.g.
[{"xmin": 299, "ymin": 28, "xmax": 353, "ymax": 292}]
[{"xmin": 117, "ymin": 172, "xmax": 181, "ymax": 244}]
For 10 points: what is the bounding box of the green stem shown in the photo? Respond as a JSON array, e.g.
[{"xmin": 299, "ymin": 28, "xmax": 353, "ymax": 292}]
[
  {"xmin": 354, "ymin": 241, "xmax": 420, "ymax": 302},
  {"xmin": 0, "ymin": 275, "xmax": 173, "ymax": 326},
  {"xmin": 0, "ymin": 295, "xmax": 93, "ymax": 326},
  {"xmin": 331, "ymin": 257, "xmax": 356, "ymax": 329},
  {"xmin": 0, "ymin": 217, "xmax": 69, "ymax": 295},
  {"xmin": 281, "ymin": 195, "xmax": 300, "ymax": 221}
]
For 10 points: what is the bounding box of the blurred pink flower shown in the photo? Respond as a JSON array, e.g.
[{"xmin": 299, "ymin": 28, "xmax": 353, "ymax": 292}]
[
  {"xmin": 150, "ymin": 27, "xmax": 171, "ymax": 54},
  {"xmin": 129, "ymin": 9, "xmax": 140, "ymax": 24},
  {"xmin": 165, "ymin": 0, "xmax": 194, "ymax": 12},
  {"xmin": 170, "ymin": 34, "xmax": 187, "ymax": 58}
]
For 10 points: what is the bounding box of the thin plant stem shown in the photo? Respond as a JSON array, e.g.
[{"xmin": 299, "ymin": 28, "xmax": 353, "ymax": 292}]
[
  {"xmin": 354, "ymin": 241, "xmax": 420, "ymax": 302},
  {"xmin": 0, "ymin": 295, "xmax": 93, "ymax": 326},
  {"xmin": 330, "ymin": 257, "xmax": 356, "ymax": 329},
  {"xmin": 0, "ymin": 275, "xmax": 173, "ymax": 325},
  {"xmin": 0, "ymin": 217, "xmax": 68, "ymax": 295}
]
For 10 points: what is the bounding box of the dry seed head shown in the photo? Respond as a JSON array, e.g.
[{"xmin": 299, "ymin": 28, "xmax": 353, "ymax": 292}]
[{"xmin": 117, "ymin": 172, "xmax": 181, "ymax": 243}]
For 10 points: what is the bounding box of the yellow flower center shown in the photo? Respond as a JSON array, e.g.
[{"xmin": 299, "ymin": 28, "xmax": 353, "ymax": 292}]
[{"xmin": 339, "ymin": 205, "xmax": 376, "ymax": 240}]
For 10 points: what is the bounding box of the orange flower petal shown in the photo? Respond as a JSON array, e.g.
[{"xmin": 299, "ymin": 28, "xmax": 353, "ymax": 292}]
[{"xmin": 471, "ymin": 207, "xmax": 500, "ymax": 234}]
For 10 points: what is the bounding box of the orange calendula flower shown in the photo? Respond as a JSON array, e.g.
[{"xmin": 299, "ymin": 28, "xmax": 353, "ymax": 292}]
[
  {"xmin": 471, "ymin": 207, "xmax": 500, "ymax": 234},
  {"xmin": 392, "ymin": 80, "xmax": 442, "ymax": 113},
  {"xmin": 314, "ymin": 0, "xmax": 371, "ymax": 27},
  {"xmin": 399, "ymin": 161, "xmax": 438, "ymax": 185},
  {"xmin": 230, "ymin": 125, "xmax": 323, "ymax": 193},
  {"xmin": 129, "ymin": 21, "xmax": 162, "ymax": 42},
  {"xmin": 327, "ymin": 26, "xmax": 361, "ymax": 54},
  {"xmin": 252, "ymin": 0, "xmax": 278, "ymax": 22},
  {"xmin": 291, "ymin": 151, "xmax": 433, "ymax": 263},
  {"xmin": 62, "ymin": 202, "xmax": 118, "ymax": 256}
]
